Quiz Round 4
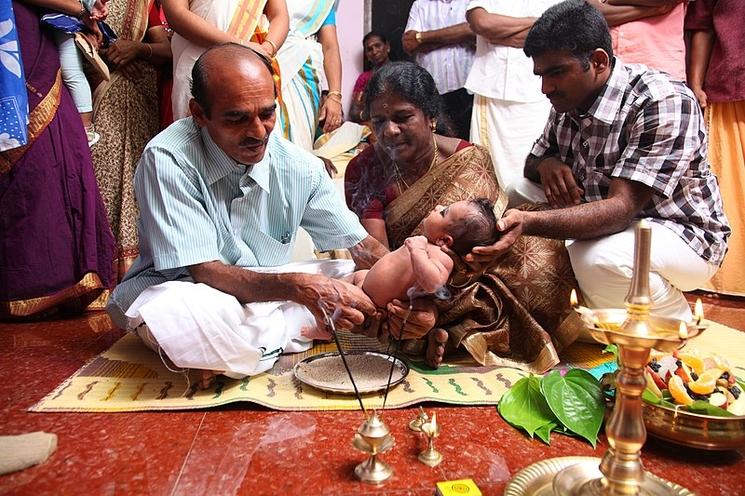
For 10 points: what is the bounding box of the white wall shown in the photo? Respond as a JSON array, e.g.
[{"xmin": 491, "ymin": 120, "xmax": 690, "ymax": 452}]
[{"xmin": 336, "ymin": 1, "xmax": 365, "ymax": 115}]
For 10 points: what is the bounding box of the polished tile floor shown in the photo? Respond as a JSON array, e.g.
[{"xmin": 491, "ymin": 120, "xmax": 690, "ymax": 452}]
[{"xmin": 1, "ymin": 292, "xmax": 744, "ymax": 495}]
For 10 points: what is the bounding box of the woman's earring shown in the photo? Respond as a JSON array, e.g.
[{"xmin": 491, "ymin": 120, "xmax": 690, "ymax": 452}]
[{"xmin": 430, "ymin": 121, "xmax": 436, "ymax": 131}]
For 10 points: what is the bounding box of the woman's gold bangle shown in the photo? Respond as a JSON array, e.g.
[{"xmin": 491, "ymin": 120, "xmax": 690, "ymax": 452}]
[
  {"xmin": 263, "ymin": 38, "xmax": 278, "ymax": 57},
  {"xmin": 327, "ymin": 90, "xmax": 342, "ymax": 102}
]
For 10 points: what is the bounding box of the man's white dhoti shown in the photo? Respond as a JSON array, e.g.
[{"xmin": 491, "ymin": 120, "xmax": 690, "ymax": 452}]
[
  {"xmin": 567, "ymin": 222, "xmax": 719, "ymax": 322},
  {"xmin": 124, "ymin": 260, "xmax": 356, "ymax": 378},
  {"xmin": 470, "ymin": 94, "xmax": 552, "ymax": 206}
]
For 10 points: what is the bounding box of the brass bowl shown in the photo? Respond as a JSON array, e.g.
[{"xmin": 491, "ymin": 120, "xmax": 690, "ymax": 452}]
[{"xmin": 643, "ymin": 402, "xmax": 745, "ymax": 451}]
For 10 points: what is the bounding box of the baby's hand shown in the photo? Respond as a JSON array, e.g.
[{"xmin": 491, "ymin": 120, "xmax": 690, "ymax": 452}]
[
  {"xmin": 404, "ymin": 235, "xmax": 428, "ymax": 252},
  {"xmin": 89, "ymin": 0, "xmax": 109, "ymax": 21}
]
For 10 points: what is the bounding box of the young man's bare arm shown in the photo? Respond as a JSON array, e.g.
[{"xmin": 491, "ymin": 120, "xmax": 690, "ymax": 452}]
[
  {"xmin": 587, "ymin": 0, "xmax": 674, "ymax": 26},
  {"xmin": 403, "ymin": 23, "xmax": 474, "ymax": 55},
  {"xmin": 466, "ymin": 8, "xmax": 535, "ymax": 41}
]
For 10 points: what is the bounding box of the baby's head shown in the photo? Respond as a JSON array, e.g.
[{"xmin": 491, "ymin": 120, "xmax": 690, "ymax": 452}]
[{"xmin": 422, "ymin": 198, "xmax": 499, "ymax": 256}]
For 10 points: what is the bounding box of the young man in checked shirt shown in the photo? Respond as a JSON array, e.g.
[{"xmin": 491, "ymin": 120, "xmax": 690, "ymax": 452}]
[{"xmin": 470, "ymin": 0, "xmax": 730, "ymax": 322}]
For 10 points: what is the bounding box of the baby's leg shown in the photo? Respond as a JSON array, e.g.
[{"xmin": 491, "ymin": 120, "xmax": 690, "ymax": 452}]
[{"xmin": 54, "ymin": 32, "xmax": 93, "ymax": 117}]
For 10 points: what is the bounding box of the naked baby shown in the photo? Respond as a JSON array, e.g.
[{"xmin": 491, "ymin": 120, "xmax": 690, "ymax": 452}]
[{"xmin": 327, "ymin": 198, "xmax": 498, "ymax": 367}]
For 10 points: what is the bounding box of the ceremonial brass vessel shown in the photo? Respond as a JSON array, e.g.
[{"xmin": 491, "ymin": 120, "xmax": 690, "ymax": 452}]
[
  {"xmin": 505, "ymin": 220, "xmax": 706, "ymax": 496},
  {"xmin": 643, "ymin": 402, "xmax": 745, "ymax": 451}
]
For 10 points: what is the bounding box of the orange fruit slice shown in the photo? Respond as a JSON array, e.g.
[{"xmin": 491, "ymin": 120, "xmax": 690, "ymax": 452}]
[
  {"xmin": 668, "ymin": 375, "xmax": 694, "ymax": 406},
  {"xmin": 688, "ymin": 368, "xmax": 724, "ymax": 395},
  {"xmin": 679, "ymin": 354, "xmax": 705, "ymax": 375}
]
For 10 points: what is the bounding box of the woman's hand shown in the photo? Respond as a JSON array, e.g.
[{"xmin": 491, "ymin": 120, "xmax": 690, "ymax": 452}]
[
  {"xmin": 244, "ymin": 40, "xmax": 271, "ymax": 58},
  {"xmin": 319, "ymin": 97, "xmax": 343, "ymax": 133},
  {"xmin": 382, "ymin": 298, "xmax": 437, "ymax": 341},
  {"xmin": 105, "ymin": 40, "xmax": 143, "ymax": 67}
]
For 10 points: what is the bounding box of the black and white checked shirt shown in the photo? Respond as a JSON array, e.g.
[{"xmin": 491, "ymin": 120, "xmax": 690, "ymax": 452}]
[{"xmin": 530, "ymin": 60, "xmax": 730, "ymax": 265}]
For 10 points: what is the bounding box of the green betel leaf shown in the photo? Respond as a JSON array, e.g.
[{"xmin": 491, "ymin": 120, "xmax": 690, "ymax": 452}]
[
  {"xmin": 642, "ymin": 388, "xmax": 662, "ymax": 404},
  {"xmin": 499, "ymin": 375, "xmax": 559, "ymax": 444},
  {"xmin": 541, "ymin": 370, "xmax": 604, "ymax": 447},
  {"xmin": 534, "ymin": 421, "xmax": 558, "ymax": 444},
  {"xmin": 687, "ymin": 400, "xmax": 735, "ymax": 417}
]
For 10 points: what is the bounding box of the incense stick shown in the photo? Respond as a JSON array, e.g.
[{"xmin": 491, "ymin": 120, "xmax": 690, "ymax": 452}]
[
  {"xmin": 381, "ymin": 302, "xmax": 411, "ymax": 412},
  {"xmin": 318, "ymin": 303, "xmax": 367, "ymax": 415}
]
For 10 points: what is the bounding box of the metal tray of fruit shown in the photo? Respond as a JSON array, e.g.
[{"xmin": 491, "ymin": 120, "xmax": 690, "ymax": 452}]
[{"xmin": 642, "ymin": 352, "xmax": 745, "ymax": 450}]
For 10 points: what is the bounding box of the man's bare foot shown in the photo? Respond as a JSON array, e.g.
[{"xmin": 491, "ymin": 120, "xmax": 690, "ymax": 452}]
[{"xmin": 425, "ymin": 328, "xmax": 448, "ymax": 368}]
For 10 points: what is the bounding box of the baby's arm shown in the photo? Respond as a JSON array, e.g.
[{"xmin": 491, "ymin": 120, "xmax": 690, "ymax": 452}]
[{"xmin": 404, "ymin": 236, "xmax": 454, "ymax": 294}]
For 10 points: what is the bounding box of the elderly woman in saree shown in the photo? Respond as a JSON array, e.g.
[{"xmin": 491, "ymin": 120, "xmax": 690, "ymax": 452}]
[
  {"xmin": 163, "ymin": 0, "xmax": 289, "ymax": 120},
  {"xmin": 91, "ymin": 0, "xmax": 171, "ymax": 283},
  {"xmin": 344, "ymin": 62, "xmax": 581, "ymax": 372},
  {"xmin": 1, "ymin": 0, "xmax": 115, "ymax": 319},
  {"xmin": 276, "ymin": 0, "xmax": 344, "ymax": 149}
]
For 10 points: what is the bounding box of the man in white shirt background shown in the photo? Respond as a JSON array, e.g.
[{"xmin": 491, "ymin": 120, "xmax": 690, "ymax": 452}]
[
  {"xmin": 402, "ymin": 0, "xmax": 476, "ymax": 140},
  {"xmin": 465, "ymin": 0, "xmax": 562, "ymax": 205}
]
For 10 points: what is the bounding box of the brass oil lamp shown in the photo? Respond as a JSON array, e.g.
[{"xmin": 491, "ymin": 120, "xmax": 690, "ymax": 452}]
[{"xmin": 506, "ymin": 220, "xmax": 706, "ymax": 495}]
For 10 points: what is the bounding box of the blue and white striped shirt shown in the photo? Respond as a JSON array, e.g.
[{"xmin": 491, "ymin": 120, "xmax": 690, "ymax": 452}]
[{"xmin": 107, "ymin": 118, "xmax": 367, "ymax": 325}]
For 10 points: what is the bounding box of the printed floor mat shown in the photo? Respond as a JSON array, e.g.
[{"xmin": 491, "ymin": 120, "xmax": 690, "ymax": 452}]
[{"xmin": 30, "ymin": 320, "xmax": 743, "ymax": 413}]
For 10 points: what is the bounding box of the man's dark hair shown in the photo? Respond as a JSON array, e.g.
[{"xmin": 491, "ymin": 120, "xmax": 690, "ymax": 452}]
[
  {"xmin": 363, "ymin": 61, "xmax": 453, "ymax": 136},
  {"xmin": 524, "ymin": 0, "xmax": 613, "ymax": 70},
  {"xmin": 363, "ymin": 31, "xmax": 388, "ymax": 46},
  {"xmin": 447, "ymin": 198, "xmax": 499, "ymax": 256},
  {"xmin": 191, "ymin": 43, "xmax": 276, "ymax": 117}
]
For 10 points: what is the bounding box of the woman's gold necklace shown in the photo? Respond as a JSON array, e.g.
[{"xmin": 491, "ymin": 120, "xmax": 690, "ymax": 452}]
[{"xmin": 393, "ymin": 135, "xmax": 438, "ymax": 194}]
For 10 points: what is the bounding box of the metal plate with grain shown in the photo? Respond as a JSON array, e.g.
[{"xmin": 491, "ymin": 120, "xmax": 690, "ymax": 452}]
[{"xmin": 293, "ymin": 351, "xmax": 409, "ymax": 394}]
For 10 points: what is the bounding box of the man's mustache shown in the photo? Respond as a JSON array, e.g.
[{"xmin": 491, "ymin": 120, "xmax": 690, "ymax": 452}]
[{"xmin": 240, "ymin": 136, "xmax": 269, "ymax": 147}]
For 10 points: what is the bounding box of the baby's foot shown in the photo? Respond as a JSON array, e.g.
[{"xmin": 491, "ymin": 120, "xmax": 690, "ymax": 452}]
[{"xmin": 425, "ymin": 328, "xmax": 448, "ymax": 368}]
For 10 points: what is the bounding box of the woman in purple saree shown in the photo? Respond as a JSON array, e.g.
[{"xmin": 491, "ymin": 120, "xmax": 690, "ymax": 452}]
[{"xmin": 0, "ymin": 1, "xmax": 115, "ymax": 319}]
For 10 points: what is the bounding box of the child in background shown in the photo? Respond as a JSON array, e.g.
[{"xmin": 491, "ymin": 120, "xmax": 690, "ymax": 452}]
[{"xmin": 43, "ymin": 0, "xmax": 110, "ymax": 146}]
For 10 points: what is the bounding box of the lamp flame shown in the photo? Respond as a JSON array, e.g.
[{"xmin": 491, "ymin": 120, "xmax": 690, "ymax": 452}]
[
  {"xmin": 431, "ymin": 412, "xmax": 437, "ymax": 431},
  {"xmin": 570, "ymin": 289, "xmax": 578, "ymax": 307},
  {"xmin": 694, "ymin": 298, "xmax": 704, "ymax": 323},
  {"xmin": 678, "ymin": 321, "xmax": 689, "ymax": 339}
]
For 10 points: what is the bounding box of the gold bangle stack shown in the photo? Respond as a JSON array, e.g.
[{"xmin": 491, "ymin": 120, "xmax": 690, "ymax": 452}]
[
  {"xmin": 327, "ymin": 90, "xmax": 343, "ymax": 104},
  {"xmin": 263, "ymin": 38, "xmax": 278, "ymax": 58}
]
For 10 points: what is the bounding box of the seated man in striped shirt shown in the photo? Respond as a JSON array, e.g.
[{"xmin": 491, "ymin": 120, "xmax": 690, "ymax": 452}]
[
  {"xmin": 474, "ymin": 0, "xmax": 730, "ymax": 324},
  {"xmin": 106, "ymin": 44, "xmax": 424, "ymax": 386}
]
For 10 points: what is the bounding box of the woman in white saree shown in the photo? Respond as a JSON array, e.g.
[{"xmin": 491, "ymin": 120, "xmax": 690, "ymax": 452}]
[
  {"xmin": 276, "ymin": 0, "xmax": 343, "ymax": 150},
  {"xmin": 163, "ymin": 0, "xmax": 289, "ymax": 119}
]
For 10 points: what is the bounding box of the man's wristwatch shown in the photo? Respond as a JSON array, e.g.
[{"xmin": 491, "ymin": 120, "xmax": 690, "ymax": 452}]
[{"xmin": 415, "ymin": 32, "xmax": 423, "ymax": 44}]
